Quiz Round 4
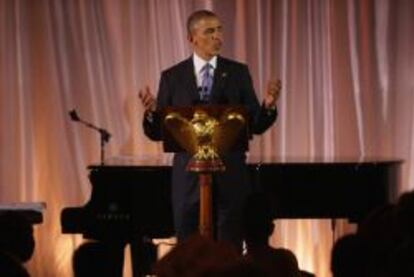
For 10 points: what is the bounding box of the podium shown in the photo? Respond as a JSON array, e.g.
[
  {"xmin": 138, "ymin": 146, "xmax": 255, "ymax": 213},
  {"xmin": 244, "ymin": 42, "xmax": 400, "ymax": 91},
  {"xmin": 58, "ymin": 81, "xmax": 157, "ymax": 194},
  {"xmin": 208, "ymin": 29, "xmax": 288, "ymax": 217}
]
[{"xmin": 161, "ymin": 105, "xmax": 248, "ymax": 238}]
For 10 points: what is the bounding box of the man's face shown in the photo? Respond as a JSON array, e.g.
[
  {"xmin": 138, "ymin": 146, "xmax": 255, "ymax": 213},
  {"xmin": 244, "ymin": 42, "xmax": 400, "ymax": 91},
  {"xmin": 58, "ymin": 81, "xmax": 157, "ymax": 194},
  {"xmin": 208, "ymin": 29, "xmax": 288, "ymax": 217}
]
[{"xmin": 189, "ymin": 16, "xmax": 223, "ymax": 60}]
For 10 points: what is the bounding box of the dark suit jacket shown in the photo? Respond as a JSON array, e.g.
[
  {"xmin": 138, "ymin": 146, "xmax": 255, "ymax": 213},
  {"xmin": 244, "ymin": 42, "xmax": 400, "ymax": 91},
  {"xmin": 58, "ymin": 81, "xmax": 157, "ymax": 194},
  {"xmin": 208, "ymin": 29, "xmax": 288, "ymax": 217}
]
[
  {"xmin": 142, "ymin": 55, "xmax": 277, "ymax": 240},
  {"xmin": 144, "ymin": 55, "xmax": 277, "ymax": 140}
]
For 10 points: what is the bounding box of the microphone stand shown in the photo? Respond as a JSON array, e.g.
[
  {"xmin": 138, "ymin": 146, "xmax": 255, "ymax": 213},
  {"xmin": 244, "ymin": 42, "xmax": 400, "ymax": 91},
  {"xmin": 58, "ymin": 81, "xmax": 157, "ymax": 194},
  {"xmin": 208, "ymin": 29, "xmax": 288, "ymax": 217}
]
[{"xmin": 69, "ymin": 109, "xmax": 111, "ymax": 165}]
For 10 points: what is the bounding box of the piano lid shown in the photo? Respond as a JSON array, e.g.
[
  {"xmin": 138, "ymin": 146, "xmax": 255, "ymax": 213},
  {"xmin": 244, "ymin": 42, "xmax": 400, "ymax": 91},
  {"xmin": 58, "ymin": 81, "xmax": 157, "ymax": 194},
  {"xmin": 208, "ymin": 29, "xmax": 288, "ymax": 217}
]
[
  {"xmin": 101, "ymin": 155, "xmax": 173, "ymax": 167},
  {"xmin": 246, "ymin": 155, "xmax": 404, "ymax": 165},
  {"xmin": 100, "ymin": 154, "xmax": 403, "ymax": 167}
]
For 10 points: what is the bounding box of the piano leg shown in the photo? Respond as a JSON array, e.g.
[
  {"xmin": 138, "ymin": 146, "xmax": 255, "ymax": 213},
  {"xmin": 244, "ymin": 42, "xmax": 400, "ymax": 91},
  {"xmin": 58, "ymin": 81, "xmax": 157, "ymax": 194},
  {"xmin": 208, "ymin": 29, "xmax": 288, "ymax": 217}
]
[
  {"xmin": 106, "ymin": 242, "xmax": 125, "ymax": 277},
  {"xmin": 130, "ymin": 236, "xmax": 157, "ymax": 277}
]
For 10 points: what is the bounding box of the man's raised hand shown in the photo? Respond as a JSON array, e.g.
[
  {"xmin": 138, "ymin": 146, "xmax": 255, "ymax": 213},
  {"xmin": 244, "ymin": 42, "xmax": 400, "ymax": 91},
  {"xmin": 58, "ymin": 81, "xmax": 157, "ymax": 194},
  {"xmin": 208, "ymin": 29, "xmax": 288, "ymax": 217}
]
[
  {"xmin": 138, "ymin": 86, "xmax": 156, "ymax": 113},
  {"xmin": 263, "ymin": 79, "xmax": 282, "ymax": 109}
]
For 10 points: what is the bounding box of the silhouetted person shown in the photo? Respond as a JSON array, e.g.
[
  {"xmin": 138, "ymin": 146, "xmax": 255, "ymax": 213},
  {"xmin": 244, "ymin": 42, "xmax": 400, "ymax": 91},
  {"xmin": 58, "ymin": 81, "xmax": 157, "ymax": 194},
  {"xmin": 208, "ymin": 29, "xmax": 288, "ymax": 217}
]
[
  {"xmin": 330, "ymin": 234, "xmax": 366, "ymax": 277},
  {"xmin": 381, "ymin": 190, "xmax": 414, "ymax": 276},
  {"xmin": 243, "ymin": 193, "xmax": 302, "ymax": 277},
  {"xmin": 0, "ymin": 251, "xmax": 29, "ymax": 277},
  {"xmin": 0, "ymin": 211, "xmax": 34, "ymax": 263},
  {"xmin": 72, "ymin": 241, "xmax": 124, "ymax": 277},
  {"xmin": 357, "ymin": 204, "xmax": 403, "ymax": 277},
  {"xmin": 395, "ymin": 190, "xmax": 414, "ymax": 241},
  {"xmin": 386, "ymin": 240, "xmax": 414, "ymax": 277},
  {"xmin": 153, "ymin": 234, "xmax": 264, "ymax": 277}
]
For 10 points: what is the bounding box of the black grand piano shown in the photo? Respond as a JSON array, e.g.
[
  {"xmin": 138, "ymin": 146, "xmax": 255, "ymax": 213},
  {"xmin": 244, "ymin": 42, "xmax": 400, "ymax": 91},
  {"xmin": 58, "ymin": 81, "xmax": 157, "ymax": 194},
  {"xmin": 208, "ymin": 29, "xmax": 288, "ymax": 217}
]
[{"xmin": 61, "ymin": 156, "xmax": 401, "ymax": 275}]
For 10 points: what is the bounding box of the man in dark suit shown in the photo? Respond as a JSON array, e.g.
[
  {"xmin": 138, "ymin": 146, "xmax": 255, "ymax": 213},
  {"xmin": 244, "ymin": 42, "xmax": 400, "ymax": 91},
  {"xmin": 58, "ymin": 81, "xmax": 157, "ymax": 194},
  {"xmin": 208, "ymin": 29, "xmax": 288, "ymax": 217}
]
[{"xmin": 139, "ymin": 10, "xmax": 281, "ymax": 250}]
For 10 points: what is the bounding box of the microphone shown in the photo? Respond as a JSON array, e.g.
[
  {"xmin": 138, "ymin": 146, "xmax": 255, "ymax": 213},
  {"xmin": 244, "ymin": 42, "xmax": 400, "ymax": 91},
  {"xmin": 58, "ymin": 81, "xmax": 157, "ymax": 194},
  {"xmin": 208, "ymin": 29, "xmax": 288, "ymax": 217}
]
[
  {"xmin": 197, "ymin": 86, "xmax": 205, "ymax": 93},
  {"xmin": 68, "ymin": 108, "xmax": 111, "ymax": 165},
  {"xmin": 197, "ymin": 86, "xmax": 209, "ymax": 94},
  {"xmin": 69, "ymin": 109, "xmax": 80, "ymax": 121},
  {"xmin": 196, "ymin": 86, "xmax": 228, "ymax": 104},
  {"xmin": 196, "ymin": 86, "xmax": 209, "ymax": 105}
]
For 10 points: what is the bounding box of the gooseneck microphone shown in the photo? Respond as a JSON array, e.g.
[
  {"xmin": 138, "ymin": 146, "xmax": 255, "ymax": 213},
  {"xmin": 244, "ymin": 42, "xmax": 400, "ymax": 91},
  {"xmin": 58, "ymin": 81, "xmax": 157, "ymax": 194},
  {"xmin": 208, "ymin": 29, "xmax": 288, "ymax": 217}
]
[
  {"xmin": 68, "ymin": 109, "xmax": 111, "ymax": 165},
  {"xmin": 69, "ymin": 109, "xmax": 80, "ymax": 121}
]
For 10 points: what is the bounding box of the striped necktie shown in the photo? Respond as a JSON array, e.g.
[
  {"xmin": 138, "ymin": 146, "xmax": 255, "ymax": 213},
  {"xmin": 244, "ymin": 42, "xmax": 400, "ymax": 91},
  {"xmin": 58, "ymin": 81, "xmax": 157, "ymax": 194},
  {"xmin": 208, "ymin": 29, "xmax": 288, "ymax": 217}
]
[{"xmin": 200, "ymin": 63, "xmax": 213, "ymax": 102}]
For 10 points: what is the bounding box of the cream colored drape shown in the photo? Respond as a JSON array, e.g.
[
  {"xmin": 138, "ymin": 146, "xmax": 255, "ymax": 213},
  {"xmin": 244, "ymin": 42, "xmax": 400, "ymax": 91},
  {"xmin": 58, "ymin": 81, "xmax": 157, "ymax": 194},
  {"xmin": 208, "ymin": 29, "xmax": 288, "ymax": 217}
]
[{"xmin": 1, "ymin": 0, "xmax": 414, "ymax": 276}]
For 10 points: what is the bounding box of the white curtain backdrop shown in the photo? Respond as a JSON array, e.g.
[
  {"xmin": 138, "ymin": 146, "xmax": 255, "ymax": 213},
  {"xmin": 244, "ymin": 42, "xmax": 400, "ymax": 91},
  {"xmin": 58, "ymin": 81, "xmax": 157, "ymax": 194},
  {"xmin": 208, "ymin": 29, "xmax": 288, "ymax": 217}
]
[{"xmin": 1, "ymin": 0, "xmax": 414, "ymax": 276}]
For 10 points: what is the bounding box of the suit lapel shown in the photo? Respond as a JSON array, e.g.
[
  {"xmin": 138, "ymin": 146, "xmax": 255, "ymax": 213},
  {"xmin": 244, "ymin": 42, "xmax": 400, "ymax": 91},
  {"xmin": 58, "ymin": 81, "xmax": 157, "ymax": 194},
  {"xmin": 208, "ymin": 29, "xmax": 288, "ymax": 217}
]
[
  {"xmin": 181, "ymin": 57, "xmax": 199, "ymax": 103},
  {"xmin": 210, "ymin": 56, "xmax": 229, "ymax": 103}
]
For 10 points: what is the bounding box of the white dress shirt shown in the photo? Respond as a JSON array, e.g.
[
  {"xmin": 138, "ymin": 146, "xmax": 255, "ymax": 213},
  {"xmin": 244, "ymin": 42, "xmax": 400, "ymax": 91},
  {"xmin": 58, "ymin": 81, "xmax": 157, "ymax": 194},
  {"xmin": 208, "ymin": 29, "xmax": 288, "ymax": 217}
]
[{"xmin": 193, "ymin": 53, "xmax": 217, "ymax": 87}]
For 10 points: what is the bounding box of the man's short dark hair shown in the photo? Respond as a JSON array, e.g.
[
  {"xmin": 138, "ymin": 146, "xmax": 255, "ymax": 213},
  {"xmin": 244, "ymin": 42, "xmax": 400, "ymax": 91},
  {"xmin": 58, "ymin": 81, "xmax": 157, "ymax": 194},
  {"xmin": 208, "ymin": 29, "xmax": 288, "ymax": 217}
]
[{"xmin": 187, "ymin": 10, "xmax": 218, "ymax": 35}]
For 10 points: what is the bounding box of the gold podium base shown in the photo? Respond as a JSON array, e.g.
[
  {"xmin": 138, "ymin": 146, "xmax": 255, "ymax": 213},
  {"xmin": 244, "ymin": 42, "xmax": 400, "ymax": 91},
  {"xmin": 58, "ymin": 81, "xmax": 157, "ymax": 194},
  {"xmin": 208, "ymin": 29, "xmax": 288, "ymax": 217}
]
[
  {"xmin": 186, "ymin": 158, "xmax": 225, "ymax": 173},
  {"xmin": 187, "ymin": 158, "xmax": 225, "ymax": 238}
]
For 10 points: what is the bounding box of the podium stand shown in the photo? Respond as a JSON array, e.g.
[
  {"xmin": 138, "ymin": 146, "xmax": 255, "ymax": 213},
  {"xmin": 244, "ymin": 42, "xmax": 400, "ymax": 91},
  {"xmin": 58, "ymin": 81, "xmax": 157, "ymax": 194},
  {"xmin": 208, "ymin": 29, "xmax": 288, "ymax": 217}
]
[{"xmin": 161, "ymin": 105, "xmax": 248, "ymax": 238}]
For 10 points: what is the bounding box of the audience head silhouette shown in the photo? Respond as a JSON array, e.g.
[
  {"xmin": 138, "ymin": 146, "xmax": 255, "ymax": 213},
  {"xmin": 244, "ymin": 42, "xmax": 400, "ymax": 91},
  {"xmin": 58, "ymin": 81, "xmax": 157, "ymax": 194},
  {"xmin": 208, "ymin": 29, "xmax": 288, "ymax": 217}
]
[
  {"xmin": 386, "ymin": 240, "xmax": 414, "ymax": 276},
  {"xmin": 395, "ymin": 190, "xmax": 414, "ymax": 240},
  {"xmin": 331, "ymin": 233, "xmax": 366, "ymax": 277},
  {"xmin": 0, "ymin": 251, "xmax": 30, "ymax": 277},
  {"xmin": 72, "ymin": 241, "xmax": 124, "ymax": 277},
  {"xmin": 328, "ymin": 189, "xmax": 414, "ymax": 276},
  {"xmin": 153, "ymin": 234, "xmax": 264, "ymax": 276},
  {"xmin": 0, "ymin": 211, "xmax": 34, "ymax": 263}
]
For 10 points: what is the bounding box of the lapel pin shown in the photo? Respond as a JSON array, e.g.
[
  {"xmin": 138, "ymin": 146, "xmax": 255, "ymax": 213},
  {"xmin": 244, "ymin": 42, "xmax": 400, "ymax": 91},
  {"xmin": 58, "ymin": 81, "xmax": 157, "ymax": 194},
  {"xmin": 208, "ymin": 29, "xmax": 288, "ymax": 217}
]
[{"xmin": 222, "ymin": 72, "xmax": 227, "ymax": 78}]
